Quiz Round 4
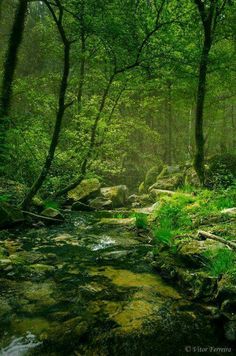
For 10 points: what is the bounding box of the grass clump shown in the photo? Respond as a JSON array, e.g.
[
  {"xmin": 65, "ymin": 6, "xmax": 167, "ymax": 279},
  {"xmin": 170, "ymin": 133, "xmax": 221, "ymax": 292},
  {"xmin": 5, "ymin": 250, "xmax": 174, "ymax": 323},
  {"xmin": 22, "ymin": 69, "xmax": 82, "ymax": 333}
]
[
  {"xmin": 203, "ymin": 248, "xmax": 236, "ymax": 277},
  {"xmin": 151, "ymin": 187, "xmax": 236, "ymax": 247},
  {"xmin": 134, "ymin": 213, "xmax": 148, "ymax": 229}
]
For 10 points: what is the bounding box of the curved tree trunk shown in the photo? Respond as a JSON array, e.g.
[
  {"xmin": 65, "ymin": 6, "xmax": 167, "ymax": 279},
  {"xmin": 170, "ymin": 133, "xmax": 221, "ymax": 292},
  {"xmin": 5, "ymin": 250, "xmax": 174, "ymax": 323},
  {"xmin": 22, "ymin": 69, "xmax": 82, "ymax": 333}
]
[
  {"xmin": 21, "ymin": 1, "xmax": 71, "ymax": 209},
  {"xmin": 55, "ymin": 73, "xmax": 115, "ymax": 197},
  {"xmin": 0, "ymin": 0, "xmax": 28, "ymax": 173}
]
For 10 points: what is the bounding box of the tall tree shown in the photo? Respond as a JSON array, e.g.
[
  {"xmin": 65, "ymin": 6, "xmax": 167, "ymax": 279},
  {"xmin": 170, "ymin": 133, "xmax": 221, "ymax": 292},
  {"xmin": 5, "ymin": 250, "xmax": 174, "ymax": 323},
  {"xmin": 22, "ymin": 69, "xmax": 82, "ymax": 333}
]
[
  {"xmin": 0, "ymin": 0, "xmax": 28, "ymax": 173},
  {"xmin": 54, "ymin": 0, "xmax": 171, "ymax": 197},
  {"xmin": 21, "ymin": 0, "xmax": 72, "ymax": 208},
  {"xmin": 193, "ymin": 0, "xmax": 229, "ymax": 184}
]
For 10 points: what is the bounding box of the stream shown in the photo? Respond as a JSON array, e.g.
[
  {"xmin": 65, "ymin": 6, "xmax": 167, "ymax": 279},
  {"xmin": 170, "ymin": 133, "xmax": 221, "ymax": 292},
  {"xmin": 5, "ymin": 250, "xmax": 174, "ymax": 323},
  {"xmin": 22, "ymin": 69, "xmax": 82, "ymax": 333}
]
[{"xmin": 0, "ymin": 212, "xmax": 232, "ymax": 355}]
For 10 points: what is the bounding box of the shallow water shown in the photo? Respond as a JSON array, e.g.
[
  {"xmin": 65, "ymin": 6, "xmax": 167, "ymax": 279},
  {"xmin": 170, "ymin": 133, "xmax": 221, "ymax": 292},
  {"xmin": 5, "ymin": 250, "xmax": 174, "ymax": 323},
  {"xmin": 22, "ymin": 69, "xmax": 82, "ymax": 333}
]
[{"xmin": 0, "ymin": 212, "xmax": 232, "ymax": 355}]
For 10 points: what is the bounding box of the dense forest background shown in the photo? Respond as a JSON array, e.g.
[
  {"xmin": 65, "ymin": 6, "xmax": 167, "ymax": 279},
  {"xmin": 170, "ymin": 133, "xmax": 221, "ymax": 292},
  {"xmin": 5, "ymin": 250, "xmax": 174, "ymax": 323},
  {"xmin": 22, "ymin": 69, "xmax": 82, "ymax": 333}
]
[{"xmin": 0, "ymin": 0, "xmax": 235, "ymax": 202}]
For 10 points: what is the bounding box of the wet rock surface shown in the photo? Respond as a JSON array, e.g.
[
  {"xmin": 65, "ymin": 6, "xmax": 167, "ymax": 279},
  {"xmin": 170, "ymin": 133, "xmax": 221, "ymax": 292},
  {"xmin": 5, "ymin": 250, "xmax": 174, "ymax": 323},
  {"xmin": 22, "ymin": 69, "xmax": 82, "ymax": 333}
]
[{"xmin": 0, "ymin": 212, "xmax": 234, "ymax": 355}]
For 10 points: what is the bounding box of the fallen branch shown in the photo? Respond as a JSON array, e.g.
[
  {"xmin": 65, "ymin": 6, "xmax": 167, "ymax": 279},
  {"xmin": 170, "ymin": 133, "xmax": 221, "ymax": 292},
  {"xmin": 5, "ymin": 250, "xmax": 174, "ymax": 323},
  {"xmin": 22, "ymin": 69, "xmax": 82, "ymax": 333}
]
[
  {"xmin": 22, "ymin": 210, "xmax": 64, "ymax": 223},
  {"xmin": 198, "ymin": 230, "xmax": 236, "ymax": 251}
]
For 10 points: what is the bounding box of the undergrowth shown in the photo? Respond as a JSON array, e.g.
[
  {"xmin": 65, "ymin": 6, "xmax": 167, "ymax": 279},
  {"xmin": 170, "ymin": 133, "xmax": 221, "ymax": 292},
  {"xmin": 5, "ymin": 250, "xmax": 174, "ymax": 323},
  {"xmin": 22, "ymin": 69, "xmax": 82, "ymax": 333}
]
[{"xmin": 152, "ymin": 185, "xmax": 236, "ymax": 277}]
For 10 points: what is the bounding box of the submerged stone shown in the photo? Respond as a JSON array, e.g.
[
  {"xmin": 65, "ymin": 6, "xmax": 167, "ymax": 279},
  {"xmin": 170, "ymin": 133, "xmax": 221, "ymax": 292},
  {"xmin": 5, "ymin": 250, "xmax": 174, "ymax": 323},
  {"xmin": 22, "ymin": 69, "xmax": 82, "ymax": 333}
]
[
  {"xmin": 99, "ymin": 217, "xmax": 135, "ymax": 226},
  {"xmin": 91, "ymin": 267, "xmax": 181, "ymax": 300}
]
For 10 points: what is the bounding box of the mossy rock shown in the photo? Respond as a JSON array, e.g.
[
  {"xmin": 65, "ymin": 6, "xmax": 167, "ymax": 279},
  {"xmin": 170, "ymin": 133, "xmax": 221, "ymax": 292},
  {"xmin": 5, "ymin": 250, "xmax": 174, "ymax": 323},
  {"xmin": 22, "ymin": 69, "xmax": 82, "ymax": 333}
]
[
  {"xmin": 89, "ymin": 197, "xmax": 112, "ymax": 210},
  {"xmin": 72, "ymin": 201, "xmax": 96, "ymax": 211},
  {"xmin": 0, "ymin": 202, "xmax": 24, "ymax": 229},
  {"xmin": 184, "ymin": 166, "xmax": 200, "ymax": 187},
  {"xmin": 149, "ymin": 173, "xmax": 184, "ymax": 191},
  {"xmin": 68, "ymin": 178, "xmax": 101, "ymax": 202},
  {"xmin": 177, "ymin": 240, "xmax": 224, "ymax": 268},
  {"xmin": 41, "ymin": 208, "xmax": 64, "ymax": 221},
  {"xmin": 144, "ymin": 163, "xmax": 164, "ymax": 188},
  {"xmin": 206, "ymin": 153, "xmax": 236, "ymax": 188},
  {"xmin": 101, "ymin": 185, "xmax": 129, "ymax": 208}
]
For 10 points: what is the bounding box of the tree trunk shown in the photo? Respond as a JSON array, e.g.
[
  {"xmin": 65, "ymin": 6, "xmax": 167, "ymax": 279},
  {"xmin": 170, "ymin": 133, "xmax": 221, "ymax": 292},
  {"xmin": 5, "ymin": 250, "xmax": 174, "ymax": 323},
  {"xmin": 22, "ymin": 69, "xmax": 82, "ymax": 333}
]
[
  {"xmin": 55, "ymin": 74, "xmax": 115, "ymax": 197},
  {"xmin": 22, "ymin": 39, "xmax": 71, "ymax": 209},
  {"xmin": 77, "ymin": 1, "xmax": 86, "ymax": 113},
  {"xmin": 166, "ymin": 81, "xmax": 173, "ymax": 165},
  {"xmin": 0, "ymin": 0, "xmax": 28, "ymax": 172},
  {"xmin": 194, "ymin": 38, "xmax": 211, "ymax": 185},
  {"xmin": 231, "ymin": 105, "xmax": 236, "ymax": 150}
]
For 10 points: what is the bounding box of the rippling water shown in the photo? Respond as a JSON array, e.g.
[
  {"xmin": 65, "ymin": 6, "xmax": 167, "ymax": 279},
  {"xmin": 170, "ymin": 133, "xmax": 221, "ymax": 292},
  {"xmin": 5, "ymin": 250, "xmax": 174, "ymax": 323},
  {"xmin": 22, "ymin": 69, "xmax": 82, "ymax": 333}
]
[{"xmin": 0, "ymin": 212, "xmax": 230, "ymax": 355}]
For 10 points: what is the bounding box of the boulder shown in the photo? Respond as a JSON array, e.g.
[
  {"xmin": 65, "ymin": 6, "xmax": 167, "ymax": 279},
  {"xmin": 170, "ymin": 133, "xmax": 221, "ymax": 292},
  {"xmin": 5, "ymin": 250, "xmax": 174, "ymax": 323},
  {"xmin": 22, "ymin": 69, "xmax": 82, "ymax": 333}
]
[
  {"xmin": 41, "ymin": 208, "xmax": 64, "ymax": 221},
  {"xmin": 149, "ymin": 173, "xmax": 184, "ymax": 191},
  {"xmin": 68, "ymin": 178, "xmax": 101, "ymax": 203},
  {"xmin": 144, "ymin": 163, "xmax": 164, "ymax": 189},
  {"xmin": 184, "ymin": 167, "xmax": 200, "ymax": 187},
  {"xmin": 149, "ymin": 189, "xmax": 175, "ymax": 200},
  {"xmin": 157, "ymin": 165, "xmax": 181, "ymax": 179},
  {"xmin": 100, "ymin": 185, "xmax": 129, "ymax": 208},
  {"xmin": 127, "ymin": 194, "xmax": 153, "ymax": 207},
  {"xmin": 72, "ymin": 201, "xmax": 95, "ymax": 212},
  {"xmin": 89, "ymin": 197, "xmax": 112, "ymax": 210},
  {"xmin": 177, "ymin": 239, "xmax": 224, "ymax": 268},
  {"xmin": 222, "ymin": 207, "xmax": 236, "ymax": 217},
  {"xmin": 153, "ymin": 252, "xmax": 217, "ymax": 300},
  {"xmin": 216, "ymin": 274, "xmax": 236, "ymax": 302},
  {"xmin": 206, "ymin": 153, "xmax": 236, "ymax": 188},
  {"xmin": 0, "ymin": 202, "xmax": 24, "ymax": 229}
]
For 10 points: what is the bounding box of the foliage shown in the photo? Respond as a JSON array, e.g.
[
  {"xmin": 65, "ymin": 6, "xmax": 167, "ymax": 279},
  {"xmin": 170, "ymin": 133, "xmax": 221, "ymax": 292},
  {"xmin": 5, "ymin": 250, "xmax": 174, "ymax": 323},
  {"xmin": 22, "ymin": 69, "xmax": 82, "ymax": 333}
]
[
  {"xmin": 206, "ymin": 154, "xmax": 236, "ymax": 188},
  {"xmin": 203, "ymin": 248, "xmax": 236, "ymax": 277},
  {"xmin": 0, "ymin": 0, "xmax": 235, "ymax": 197},
  {"xmin": 152, "ymin": 187, "xmax": 236, "ymax": 244},
  {"xmin": 0, "ymin": 194, "xmax": 9, "ymax": 202},
  {"xmin": 134, "ymin": 213, "xmax": 148, "ymax": 230},
  {"xmin": 153, "ymin": 221, "xmax": 174, "ymax": 246}
]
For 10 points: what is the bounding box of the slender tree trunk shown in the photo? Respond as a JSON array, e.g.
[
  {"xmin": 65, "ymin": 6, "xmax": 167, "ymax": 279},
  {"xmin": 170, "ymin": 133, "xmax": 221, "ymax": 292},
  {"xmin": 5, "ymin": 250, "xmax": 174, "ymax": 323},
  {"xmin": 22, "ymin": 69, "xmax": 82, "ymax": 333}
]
[
  {"xmin": 194, "ymin": 37, "xmax": 211, "ymax": 185},
  {"xmin": 166, "ymin": 81, "xmax": 173, "ymax": 165},
  {"xmin": 231, "ymin": 105, "xmax": 236, "ymax": 150},
  {"xmin": 188, "ymin": 107, "xmax": 193, "ymax": 159},
  {"xmin": 0, "ymin": 0, "xmax": 28, "ymax": 172},
  {"xmin": 0, "ymin": 0, "xmax": 3, "ymax": 20},
  {"xmin": 77, "ymin": 1, "xmax": 86, "ymax": 113},
  {"xmin": 21, "ymin": 1, "xmax": 71, "ymax": 208},
  {"xmin": 55, "ymin": 74, "xmax": 115, "ymax": 197},
  {"xmin": 77, "ymin": 36, "xmax": 85, "ymax": 113}
]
